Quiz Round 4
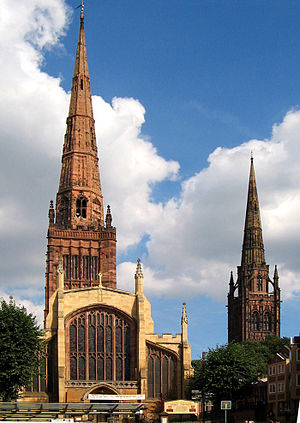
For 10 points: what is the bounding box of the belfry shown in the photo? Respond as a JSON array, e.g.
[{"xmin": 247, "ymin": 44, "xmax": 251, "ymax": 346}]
[
  {"xmin": 43, "ymin": 7, "xmax": 193, "ymax": 413},
  {"xmin": 227, "ymin": 157, "xmax": 281, "ymax": 342}
]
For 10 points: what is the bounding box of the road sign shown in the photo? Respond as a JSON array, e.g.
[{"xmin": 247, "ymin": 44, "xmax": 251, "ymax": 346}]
[{"xmin": 221, "ymin": 401, "xmax": 231, "ymax": 410}]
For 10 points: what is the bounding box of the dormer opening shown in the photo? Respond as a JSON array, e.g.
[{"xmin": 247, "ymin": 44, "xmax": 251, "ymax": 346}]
[
  {"xmin": 80, "ymin": 79, "xmax": 83, "ymax": 90},
  {"xmin": 76, "ymin": 197, "xmax": 87, "ymax": 218}
]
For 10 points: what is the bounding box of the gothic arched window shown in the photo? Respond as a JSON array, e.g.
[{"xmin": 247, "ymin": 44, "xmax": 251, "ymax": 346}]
[
  {"xmin": 147, "ymin": 344, "xmax": 177, "ymax": 400},
  {"xmin": 67, "ymin": 307, "xmax": 135, "ymax": 381},
  {"xmin": 251, "ymin": 311, "xmax": 260, "ymax": 331},
  {"xmin": 76, "ymin": 197, "xmax": 87, "ymax": 218},
  {"xmin": 257, "ymin": 276, "xmax": 263, "ymax": 291},
  {"xmin": 263, "ymin": 312, "xmax": 271, "ymax": 331}
]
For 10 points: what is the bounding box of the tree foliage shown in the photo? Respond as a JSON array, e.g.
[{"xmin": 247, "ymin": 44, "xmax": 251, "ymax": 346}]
[
  {"xmin": 0, "ymin": 298, "xmax": 43, "ymax": 401},
  {"xmin": 190, "ymin": 336, "xmax": 290, "ymax": 406}
]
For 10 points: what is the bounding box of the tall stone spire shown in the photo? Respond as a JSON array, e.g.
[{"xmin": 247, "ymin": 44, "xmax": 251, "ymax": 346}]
[
  {"xmin": 55, "ymin": 8, "xmax": 103, "ymax": 229},
  {"xmin": 241, "ymin": 156, "xmax": 265, "ymax": 267},
  {"xmin": 227, "ymin": 156, "xmax": 280, "ymax": 342},
  {"xmin": 45, "ymin": 10, "xmax": 116, "ymax": 321}
]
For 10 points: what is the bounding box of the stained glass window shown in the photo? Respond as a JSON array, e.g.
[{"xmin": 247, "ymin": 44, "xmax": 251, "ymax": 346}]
[
  {"xmin": 93, "ymin": 257, "xmax": 98, "ymax": 281},
  {"xmin": 83, "ymin": 256, "xmax": 89, "ymax": 280},
  {"xmin": 97, "ymin": 357, "xmax": 104, "ymax": 380},
  {"xmin": 64, "ymin": 255, "xmax": 70, "ymax": 280},
  {"xmin": 106, "ymin": 326, "xmax": 112, "ymax": 353},
  {"xmin": 148, "ymin": 358, "xmax": 154, "ymax": 398},
  {"xmin": 68, "ymin": 308, "xmax": 135, "ymax": 381},
  {"xmin": 147, "ymin": 345, "xmax": 177, "ymax": 400},
  {"xmin": 78, "ymin": 325, "xmax": 85, "ymax": 352},
  {"xmin": 116, "ymin": 327, "xmax": 122, "ymax": 353},
  {"xmin": 89, "ymin": 356, "xmax": 96, "ymax": 380},
  {"xmin": 73, "ymin": 255, "xmax": 78, "ymax": 279},
  {"xmin": 88, "ymin": 325, "xmax": 95, "ymax": 352},
  {"xmin": 162, "ymin": 357, "xmax": 168, "ymax": 396},
  {"xmin": 106, "ymin": 357, "xmax": 112, "ymax": 380},
  {"xmin": 155, "ymin": 358, "xmax": 161, "ymax": 398},
  {"xmin": 116, "ymin": 357, "xmax": 123, "ymax": 380}
]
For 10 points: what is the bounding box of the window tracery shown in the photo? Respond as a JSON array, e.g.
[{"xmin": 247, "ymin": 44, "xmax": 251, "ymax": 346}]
[
  {"xmin": 147, "ymin": 344, "xmax": 177, "ymax": 399},
  {"xmin": 67, "ymin": 307, "xmax": 135, "ymax": 381}
]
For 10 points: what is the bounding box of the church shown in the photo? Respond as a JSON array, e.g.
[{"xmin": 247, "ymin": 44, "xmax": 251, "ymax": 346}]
[{"xmin": 43, "ymin": 6, "xmax": 193, "ymax": 412}]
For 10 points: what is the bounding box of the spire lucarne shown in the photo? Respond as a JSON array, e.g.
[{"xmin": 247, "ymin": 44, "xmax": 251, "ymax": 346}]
[
  {"xmin": 227, "ymin": 157, "xmax": 280, "ymax": 342},
  {"xmin": 45, "ymin": 11, "xmax": 116, "ymax": 321}
]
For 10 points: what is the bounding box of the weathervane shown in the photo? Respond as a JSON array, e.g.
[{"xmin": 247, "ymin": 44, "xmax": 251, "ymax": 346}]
[{"xmin": 75, "ymin": 0, "xmax": 85, "ymax": 14}]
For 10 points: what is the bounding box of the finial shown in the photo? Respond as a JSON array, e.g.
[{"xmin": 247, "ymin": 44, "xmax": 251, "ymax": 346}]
[
  {"xmin": 105, "ymin": 205, "xmax": 112, "ymax": 227},
  {"xmin": 135, "ymin": 258, "xmax": 143, "ymax": 278},
  {"xmin": 181, "ymin": 302, "xmax": 188, "ymax": 324},
  {"xmin": 48, "ymin": 200, "xmax": 55, "ymax": 224},
  {"xmin": 251, "ymin": 151, "xmax": 253, "ymax": 162},
  {"xmin": 274, "ymin": 264, "xmax": 279, "ymax": 280}
]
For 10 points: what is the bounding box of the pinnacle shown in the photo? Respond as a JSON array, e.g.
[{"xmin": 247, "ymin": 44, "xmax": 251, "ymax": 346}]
[{"xmin": 135, "ymin": 258, "xmax": 143, "ymax": 278}]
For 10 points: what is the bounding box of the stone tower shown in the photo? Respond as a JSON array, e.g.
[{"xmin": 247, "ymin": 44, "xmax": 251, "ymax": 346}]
[
  {"xmin": 227, "ymin": 157, "xmax": 280, "ymax": 342},
  {"xmin": 45, "ymin": 8, "xmax": 116, "ymax": 321}
]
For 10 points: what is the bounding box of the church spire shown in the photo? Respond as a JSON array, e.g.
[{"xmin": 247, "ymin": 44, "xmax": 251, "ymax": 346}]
[
  {"xmin": 55, "ymin": 9, "xmax": 103, "ymax": 229},
  {"xmin": 241, "ymin": 156, "xmax": 265, "ymax": 267},
  {"xmin": 228, "ymin": 156, "xmax": 280, "ymax": 343}
]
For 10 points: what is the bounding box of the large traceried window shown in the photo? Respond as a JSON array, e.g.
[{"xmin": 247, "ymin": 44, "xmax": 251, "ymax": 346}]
[
  {"xmin": 67, "ymin": 307, "xmax": 135, "ymax": 381},
  {"xmin": 147, "ymin": 343, "xmax": 177, "ymax": 400}
]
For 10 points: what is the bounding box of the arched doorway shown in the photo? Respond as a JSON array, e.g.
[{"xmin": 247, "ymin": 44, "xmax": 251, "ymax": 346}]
[{"xmin": 84, "ymin": 385, "xmax": 120, "ymax": 423}]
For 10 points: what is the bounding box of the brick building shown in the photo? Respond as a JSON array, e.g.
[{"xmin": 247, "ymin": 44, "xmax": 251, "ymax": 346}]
[
  {"xmin": 267, "ymin": 346, "xmax": 290, "ymax": 420},
  {"xmin": 42, "ymin": 7, "xmax": 193, "ymax": 413},
  {"xmin": 228, "ymin": 157, "xmax": 281, "ymax": 342}
]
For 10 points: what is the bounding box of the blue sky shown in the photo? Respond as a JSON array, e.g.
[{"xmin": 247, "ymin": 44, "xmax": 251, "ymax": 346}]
[{"xmin": 0, "ymin": 0, "xmax": 299, "ymax": 359}]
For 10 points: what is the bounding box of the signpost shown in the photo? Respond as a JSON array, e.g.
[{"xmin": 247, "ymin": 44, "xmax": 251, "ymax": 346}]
[{"xmin": 221, "ymin": 401, "xmax": 231, "ymax": 423}]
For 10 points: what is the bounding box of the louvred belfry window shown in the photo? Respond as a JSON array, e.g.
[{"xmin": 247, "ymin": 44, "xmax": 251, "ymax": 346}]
[
  {"xmin": 67, "ymin": 307, "xmax": 135, "ymax": 381},
  {"xmin": 147, "ymin": 343, "xmax": 177, "ymax": 400},
  {"xmin": 76, "ymin": 197, "xmax": 87, "ymax": 218}
]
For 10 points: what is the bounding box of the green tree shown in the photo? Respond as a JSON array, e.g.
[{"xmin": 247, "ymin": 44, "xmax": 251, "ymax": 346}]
[
  {"xmin": 196, "ymin": 343, "xmax": 258, "ymax": 404},
  {"xmin": 0, "ymin": 298, "xmax": 43, "ymax": 401},
  {"xmin": 190, "ymin": 337, "xmax": 290, "ymax": 409}
]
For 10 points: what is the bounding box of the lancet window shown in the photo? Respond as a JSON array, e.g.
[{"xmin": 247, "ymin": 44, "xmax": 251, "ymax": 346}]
[
  {"xmin": 257, "ymin": 275, "xmax": 263, "ymax": 291},
  {"xmin": 62, "ymin": 254, "xmax": 99, "ymax": 285},
  {"xmin": 67, "ymin": 307, "xmax": 135, "ymax": 381},
  {"xmin": 263, "ymin": 312, "xmax": 271, "ymax": 331},
  {"xmin": 251, "ymin": 311, "xmax": 260, "ymax": 331},
  {"xmin": 147, "ymin": 343, "xmax": 177, "ymax": 400}
]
